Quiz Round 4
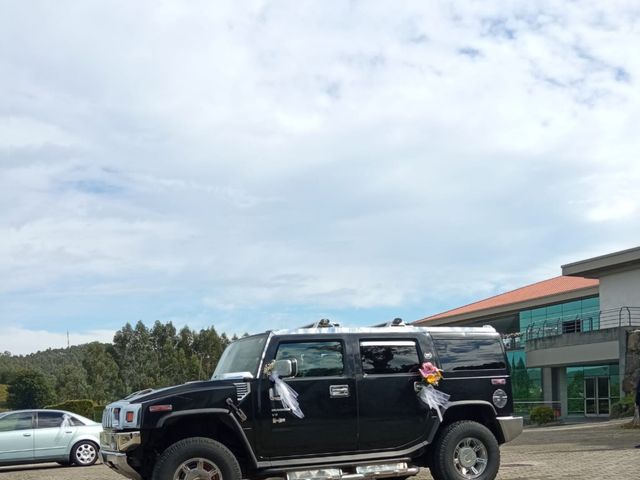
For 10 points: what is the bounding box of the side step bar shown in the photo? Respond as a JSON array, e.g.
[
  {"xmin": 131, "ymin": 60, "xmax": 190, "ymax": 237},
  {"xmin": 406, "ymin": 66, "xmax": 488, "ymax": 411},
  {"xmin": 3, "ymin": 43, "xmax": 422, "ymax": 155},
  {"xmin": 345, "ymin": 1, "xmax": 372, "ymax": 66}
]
[{"xmin": 286, "ymin": 462, "xmax": 420, "ymax": 480}]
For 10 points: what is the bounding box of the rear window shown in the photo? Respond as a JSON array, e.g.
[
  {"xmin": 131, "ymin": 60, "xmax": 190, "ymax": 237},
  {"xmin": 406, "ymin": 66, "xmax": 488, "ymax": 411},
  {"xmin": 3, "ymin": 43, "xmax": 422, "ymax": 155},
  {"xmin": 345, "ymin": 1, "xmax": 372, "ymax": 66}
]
[{"xmin": 434, "ymin": 337, "xmax": 506, "ymax": 372}]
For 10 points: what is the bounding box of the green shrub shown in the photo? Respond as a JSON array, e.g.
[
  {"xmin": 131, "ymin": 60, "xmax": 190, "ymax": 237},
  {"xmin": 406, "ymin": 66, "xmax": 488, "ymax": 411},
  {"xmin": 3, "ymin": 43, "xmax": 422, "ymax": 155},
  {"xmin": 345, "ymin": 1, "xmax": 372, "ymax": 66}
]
[
  {"xmin": 530, "ymin": 405, "xmax": 555, "ymax": 425},
  {"xmin": 0, "ymin": 384, "xmax": 7, "ymax": 408},
  {"xmin": 45, "ymin": 399, "xmax": 95, "ymax": 419},
  {"xmin": 611, "ymin": 395, "xmax": 636, "ymax": 419},
  {"xmin": 93, "ymin": 404, "xmax": 106, "ymax": 423}
]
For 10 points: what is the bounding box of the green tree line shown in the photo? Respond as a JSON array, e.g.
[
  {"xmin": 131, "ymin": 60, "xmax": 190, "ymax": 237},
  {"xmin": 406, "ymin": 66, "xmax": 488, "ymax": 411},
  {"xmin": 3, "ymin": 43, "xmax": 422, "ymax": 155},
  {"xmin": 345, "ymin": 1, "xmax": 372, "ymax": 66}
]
[{"xmin": 0, "ymin": 320, "xmax": 243, "ymax": 408}]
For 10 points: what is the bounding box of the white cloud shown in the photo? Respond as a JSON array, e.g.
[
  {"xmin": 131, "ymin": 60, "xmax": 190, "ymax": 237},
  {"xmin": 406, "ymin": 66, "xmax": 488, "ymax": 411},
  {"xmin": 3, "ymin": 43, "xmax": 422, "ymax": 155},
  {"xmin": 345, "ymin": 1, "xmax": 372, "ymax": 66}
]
[{"xmin": 1, "ymin": 1, "xmax": 640, "ymax": 352}]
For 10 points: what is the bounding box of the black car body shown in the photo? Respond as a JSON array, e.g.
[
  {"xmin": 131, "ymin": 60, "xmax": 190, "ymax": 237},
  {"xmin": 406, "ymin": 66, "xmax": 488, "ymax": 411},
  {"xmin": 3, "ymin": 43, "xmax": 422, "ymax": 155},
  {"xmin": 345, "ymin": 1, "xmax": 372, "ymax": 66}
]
[{"xmin": 101, "ymin": 323, "xmax": 522, "ymax": 480}]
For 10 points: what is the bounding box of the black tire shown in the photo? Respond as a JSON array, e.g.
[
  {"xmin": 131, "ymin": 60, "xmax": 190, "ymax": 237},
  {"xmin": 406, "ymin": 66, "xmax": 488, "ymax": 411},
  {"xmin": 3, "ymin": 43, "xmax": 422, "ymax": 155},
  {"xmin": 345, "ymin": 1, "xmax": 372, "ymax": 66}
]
[
  {"xmin": 57, "ymin": 461, "xmax": 71, "ymax": 467},
  {"xmin": 429, "ymin": 421, "xmax": 500, "ymax": 480},
  {"xmin": 71, "ymin": 440, "xmax": 99, "ymax": 466},
  {"xmin": 152, "ymin": 437, "xmax": 241, "ymax": 480}
]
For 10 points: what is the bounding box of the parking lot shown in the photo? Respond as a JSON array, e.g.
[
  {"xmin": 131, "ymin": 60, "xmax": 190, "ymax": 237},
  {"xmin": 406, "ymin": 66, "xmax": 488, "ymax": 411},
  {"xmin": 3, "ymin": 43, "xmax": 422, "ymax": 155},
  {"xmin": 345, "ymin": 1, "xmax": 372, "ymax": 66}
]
[{"xmin": 0, "ymin": 420, "xmax": 637, "ymax": 480}]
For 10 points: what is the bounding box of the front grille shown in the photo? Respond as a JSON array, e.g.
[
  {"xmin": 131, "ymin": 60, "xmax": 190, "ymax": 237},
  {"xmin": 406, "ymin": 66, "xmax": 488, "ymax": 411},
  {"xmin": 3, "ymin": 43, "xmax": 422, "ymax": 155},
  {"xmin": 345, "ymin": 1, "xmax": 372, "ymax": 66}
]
[
  {"xmin": 102, "ymin": 407, "xmax": 113, "ymax": 428},
  {"xmin": 234, "ymin": 382, "xmax": 250, "ymax": 402}
]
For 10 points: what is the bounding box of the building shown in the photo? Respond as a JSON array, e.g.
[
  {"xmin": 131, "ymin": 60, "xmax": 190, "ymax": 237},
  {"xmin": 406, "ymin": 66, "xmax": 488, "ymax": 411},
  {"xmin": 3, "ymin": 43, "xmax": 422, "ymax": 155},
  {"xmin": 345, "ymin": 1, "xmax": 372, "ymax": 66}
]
[{"xmin": 414, "ymin": 246, "xmax": 640, "ymax": 419}]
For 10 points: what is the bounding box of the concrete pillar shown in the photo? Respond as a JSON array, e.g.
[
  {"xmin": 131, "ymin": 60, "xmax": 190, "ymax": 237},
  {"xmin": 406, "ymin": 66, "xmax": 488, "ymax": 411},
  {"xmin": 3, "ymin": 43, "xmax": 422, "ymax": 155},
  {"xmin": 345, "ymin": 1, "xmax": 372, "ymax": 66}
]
[
  {"xmin": 557, "ymin": 367, "xmax": 568, "ymax": 418},
  {"xmin": 542, "ymin": 367, "xmax": 553, "ymax": 403}
]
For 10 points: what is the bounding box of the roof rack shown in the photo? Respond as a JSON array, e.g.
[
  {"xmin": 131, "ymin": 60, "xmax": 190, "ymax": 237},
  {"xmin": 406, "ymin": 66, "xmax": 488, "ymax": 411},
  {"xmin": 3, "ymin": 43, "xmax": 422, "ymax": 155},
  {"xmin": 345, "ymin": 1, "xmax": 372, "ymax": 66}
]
[
  {"xmin": 371, "ymin": 317, "xmax": 406, "ymax": 328},
  {"xmin": 298, "ymin": 318, "xmax": 341, "ymax": 329}
]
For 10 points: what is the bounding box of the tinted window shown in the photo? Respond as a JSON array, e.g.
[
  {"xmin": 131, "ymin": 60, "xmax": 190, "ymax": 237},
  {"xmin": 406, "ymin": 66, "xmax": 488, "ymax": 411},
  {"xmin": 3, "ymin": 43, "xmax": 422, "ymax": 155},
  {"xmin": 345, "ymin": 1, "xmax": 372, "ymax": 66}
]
[
  {"xmin": 0, "ymin": 412, "xmax": 33, "ymax": 432},
  {"xmin": 361, "ymin": 341, "xmax": 420, "ymax": 374},
  {"xmin": 37, "ymin": 411, "xmax": 65, "ymax": 429},
  {"xmin": 434, "ymin": 338, "xmax": 506, "ymax": 371},
  {"xmin": 275, "ymin": 341, "xmax": 344, "ymax": 377}
]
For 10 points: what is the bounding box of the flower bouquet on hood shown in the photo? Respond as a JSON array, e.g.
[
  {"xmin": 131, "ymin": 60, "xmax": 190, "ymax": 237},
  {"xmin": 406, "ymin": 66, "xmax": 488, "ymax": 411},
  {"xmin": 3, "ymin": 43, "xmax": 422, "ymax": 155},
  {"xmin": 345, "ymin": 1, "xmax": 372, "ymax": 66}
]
[{"xmin": 416, "ymin": 362, "xmax": 450, "ymax": 421}]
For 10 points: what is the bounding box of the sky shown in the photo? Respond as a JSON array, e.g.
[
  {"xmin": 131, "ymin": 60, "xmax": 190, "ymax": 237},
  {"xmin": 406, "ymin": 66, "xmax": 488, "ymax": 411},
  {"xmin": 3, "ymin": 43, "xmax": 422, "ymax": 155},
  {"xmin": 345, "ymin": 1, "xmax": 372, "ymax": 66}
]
[{"xmin": 1, "ymin": 1, "xmax": 640, "ymax": 355}]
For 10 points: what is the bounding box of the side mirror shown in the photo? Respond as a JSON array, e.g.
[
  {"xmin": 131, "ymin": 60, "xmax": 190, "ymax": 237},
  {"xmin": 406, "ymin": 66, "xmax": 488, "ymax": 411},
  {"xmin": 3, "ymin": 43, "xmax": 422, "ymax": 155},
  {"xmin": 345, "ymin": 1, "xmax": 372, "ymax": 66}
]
[{"xmin": 273, "ymin": 359, "xmax": 297, "ymax": 378}]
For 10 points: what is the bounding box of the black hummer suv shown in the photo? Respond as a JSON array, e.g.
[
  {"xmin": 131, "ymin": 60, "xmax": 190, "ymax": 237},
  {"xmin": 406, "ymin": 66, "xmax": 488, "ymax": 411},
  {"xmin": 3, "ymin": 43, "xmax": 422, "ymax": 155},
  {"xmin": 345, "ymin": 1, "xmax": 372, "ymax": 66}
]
[{"xmin": 101, "ymin": 321, "xmax": 522, "ymax": 480}]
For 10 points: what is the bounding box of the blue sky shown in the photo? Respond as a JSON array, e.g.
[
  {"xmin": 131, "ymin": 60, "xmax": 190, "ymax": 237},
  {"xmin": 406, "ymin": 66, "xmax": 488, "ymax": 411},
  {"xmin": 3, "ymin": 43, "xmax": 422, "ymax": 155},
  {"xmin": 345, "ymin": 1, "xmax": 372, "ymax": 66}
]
[{"xmin": 1, "ymin": 1, "xmax": 640, "ymax": 354}]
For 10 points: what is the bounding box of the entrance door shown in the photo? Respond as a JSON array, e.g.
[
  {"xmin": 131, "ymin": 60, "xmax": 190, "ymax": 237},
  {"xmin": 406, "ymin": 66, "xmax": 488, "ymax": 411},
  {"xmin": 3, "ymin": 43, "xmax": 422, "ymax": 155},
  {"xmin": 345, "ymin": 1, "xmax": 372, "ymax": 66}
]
[{"xmin": 584, "ymin": 377, "xmax": 610, "ymax": 417}]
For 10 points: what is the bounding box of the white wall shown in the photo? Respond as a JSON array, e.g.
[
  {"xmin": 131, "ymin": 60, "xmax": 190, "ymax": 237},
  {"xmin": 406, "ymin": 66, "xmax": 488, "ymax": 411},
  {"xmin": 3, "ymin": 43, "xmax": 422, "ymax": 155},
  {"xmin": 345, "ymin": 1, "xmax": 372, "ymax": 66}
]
[{"xmin": 599, "ymin": 269, "xmax": 640, "ymax": 311}]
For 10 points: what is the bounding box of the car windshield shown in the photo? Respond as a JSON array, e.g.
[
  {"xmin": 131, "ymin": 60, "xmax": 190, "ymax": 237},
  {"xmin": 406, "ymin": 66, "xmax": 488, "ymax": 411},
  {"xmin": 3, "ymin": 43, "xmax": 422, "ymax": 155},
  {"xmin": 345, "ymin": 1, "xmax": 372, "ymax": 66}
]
[{"xmin": 212, "ymin": 334, "xmax": 268, "ymax": 379}]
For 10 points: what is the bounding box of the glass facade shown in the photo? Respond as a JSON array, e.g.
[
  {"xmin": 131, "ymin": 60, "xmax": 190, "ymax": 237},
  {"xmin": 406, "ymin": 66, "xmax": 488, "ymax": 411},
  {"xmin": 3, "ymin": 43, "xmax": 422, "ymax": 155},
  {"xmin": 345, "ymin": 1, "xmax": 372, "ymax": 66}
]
[
  {"xmin": 519, "ymin": 297, "xmax": 600, "ymax": 342},
  {"xmin": 456, "ymin": 293, "xmax": 625, "ymax": 417},
  {"xmin": 567, "ymin": 364, "xmax": 620, "ymax": 416},
  {"xmin": 507, "ymin": 349, "xmax": 542, "ymax": 416},
  {"xmin": 501, "ymin": 295, "xmax": 622, "ymax": 417}
]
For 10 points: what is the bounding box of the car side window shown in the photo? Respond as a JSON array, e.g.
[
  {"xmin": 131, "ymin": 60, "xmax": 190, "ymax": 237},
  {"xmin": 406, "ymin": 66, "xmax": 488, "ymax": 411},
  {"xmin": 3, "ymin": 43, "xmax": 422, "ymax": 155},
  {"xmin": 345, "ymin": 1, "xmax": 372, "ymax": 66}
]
[
  {"xmin": 36, "ymin": 411, "xmax": 65, "ymax": 429},
  {"xmin": 0, "ymin": 412, "xmax": 33, "ymax": 432},
  {"xmin": 275, "ymin": 341, "xmax": 344, "ymax": 377},
  {"xmin": 360, "ymin": 340, "xmax": 421, "ymax": 374},
  {"xmin": 68, "ymin": 416, "xmax": 85, "ymax": 426}
]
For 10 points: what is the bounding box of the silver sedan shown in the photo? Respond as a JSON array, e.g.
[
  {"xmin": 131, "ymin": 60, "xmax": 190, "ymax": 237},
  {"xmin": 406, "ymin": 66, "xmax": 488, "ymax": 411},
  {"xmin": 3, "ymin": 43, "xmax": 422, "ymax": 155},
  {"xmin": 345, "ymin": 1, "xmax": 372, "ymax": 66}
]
[{"xmin": 0, "ymin": 410, "xmax": 102, "ymax": 468}]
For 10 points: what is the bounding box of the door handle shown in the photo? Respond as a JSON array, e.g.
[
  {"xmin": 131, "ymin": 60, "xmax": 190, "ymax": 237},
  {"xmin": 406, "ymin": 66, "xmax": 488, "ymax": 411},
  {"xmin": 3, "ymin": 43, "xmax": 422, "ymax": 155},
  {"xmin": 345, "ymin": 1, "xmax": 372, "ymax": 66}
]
[
  {"xmin": 329, "ymin": 384, "xmax": 350, "ymax": 398},
  {"xmin": 23, "ymin": 433, "xmax": 31, "ymax": 437}
]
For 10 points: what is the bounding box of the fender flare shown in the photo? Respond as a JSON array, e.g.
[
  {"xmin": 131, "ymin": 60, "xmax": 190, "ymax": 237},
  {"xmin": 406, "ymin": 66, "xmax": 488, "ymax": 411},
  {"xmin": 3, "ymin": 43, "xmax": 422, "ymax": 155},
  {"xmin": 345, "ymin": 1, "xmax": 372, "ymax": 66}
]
[
  {"xmin": 155, "ymin": 408, "xmax": 258, "ymax": 467},
  {"xmin": 445, "ymin": 400, "xmax": 497, "ymax": 415}
]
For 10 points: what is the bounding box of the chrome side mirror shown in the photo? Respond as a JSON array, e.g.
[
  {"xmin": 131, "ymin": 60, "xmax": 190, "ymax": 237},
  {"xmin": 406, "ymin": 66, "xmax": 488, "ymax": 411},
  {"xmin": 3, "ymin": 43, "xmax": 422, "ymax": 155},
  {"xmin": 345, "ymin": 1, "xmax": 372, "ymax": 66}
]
[{"xmin": 273, "ymin": 359, "xmax": 297, "ymax": 378}]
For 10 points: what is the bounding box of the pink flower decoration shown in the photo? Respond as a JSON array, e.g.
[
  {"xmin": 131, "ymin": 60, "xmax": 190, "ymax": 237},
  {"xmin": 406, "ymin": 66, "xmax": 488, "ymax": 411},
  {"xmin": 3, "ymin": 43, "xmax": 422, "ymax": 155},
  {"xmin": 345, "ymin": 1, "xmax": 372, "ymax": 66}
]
[{"xmin": 419, "ymin": 362, "xmax": 440, "ymax": 378}]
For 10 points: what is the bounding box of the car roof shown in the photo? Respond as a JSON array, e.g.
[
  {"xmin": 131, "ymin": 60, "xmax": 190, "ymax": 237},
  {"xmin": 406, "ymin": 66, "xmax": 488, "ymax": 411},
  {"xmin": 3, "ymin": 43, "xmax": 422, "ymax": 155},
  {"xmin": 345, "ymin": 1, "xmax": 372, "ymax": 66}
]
[
  {"xmin": 272, "ymin": 325, "xmax": 498, "ymax": 336},
  {"xmin": 0, "ymin": 409, "xmax": 98, "ymax": 425}
]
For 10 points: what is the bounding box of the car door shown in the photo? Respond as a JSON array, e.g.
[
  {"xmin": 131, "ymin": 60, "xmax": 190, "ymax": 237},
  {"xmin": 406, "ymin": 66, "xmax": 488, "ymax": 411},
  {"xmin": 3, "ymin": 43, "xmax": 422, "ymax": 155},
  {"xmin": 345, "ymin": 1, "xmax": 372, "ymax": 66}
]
[
  {"xmin": 356, "ymin": 337, "xmax": 437, "ymax": 451},
  {"xmin": 0, "ymin": 411, "xmax": 35, "ymax": 463},
  {"xmin": 34, "ymin": 411, "xmax": 77, "ymax": 460},
  {"xmin": 257, "ymin": 336, "xmax": 358, "ymax": 458}
]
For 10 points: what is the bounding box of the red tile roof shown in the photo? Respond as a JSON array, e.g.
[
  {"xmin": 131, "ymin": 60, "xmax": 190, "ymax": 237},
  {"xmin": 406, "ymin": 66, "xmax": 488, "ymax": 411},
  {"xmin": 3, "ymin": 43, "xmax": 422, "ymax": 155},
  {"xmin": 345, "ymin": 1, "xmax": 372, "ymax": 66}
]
[{"xmin": 417, "ymin": 276, "xmax": 599, "ymax": 323}]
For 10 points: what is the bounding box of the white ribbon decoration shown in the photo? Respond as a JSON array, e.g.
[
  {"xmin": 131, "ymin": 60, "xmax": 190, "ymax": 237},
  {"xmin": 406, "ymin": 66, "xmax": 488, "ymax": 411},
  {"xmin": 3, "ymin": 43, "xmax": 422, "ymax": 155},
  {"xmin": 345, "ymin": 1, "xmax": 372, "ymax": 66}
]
[
  {"xmin": 270, "ymin": 373, "xmax": 304, "ymax": 419},
  {"xmin": 418, "ymin": 384, "xmax": 450, "ymax": 422},
  {"xmin": 61, "ymin": 414, "xmax": 72, "ymax": 428}
]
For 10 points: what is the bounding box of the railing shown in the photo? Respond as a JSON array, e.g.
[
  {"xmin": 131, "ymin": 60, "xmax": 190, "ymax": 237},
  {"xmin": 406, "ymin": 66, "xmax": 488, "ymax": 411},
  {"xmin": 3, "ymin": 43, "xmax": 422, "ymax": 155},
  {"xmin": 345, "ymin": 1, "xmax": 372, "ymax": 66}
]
[
  {"xmin": 513, "ymin": 400, "xmax": 562, "ymax": 420},
  {"xmin": 501, "ymin": 306, "xmax": 640, "ymax": 348}
]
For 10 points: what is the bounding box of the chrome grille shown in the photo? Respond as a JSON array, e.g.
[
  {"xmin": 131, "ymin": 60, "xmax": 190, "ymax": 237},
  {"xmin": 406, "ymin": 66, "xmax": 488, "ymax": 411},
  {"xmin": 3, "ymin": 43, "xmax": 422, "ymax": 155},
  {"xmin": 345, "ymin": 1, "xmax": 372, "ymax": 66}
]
[
  {"xmin": 102, "ymin": 407, "xmax": 113, "ymax": 428},
  {"xmin": 234, "ymin": 382, "xmax": 250, "ymax": 402}
]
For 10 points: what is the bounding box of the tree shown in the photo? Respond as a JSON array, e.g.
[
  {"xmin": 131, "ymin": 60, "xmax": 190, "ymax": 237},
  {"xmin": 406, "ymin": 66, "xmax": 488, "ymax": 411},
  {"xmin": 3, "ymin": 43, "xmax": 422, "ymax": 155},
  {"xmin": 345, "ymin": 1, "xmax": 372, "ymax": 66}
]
[
  {"xmin": 83, "ymin": 342, "xmax": 122, "ymax": 403},
  {"xmin": 7, "ymin": 369, "xmax": 55, "ymax": 409},
  {"xmin": 56, "ymin": 363, "xmax": 90, "ymax": 401}
]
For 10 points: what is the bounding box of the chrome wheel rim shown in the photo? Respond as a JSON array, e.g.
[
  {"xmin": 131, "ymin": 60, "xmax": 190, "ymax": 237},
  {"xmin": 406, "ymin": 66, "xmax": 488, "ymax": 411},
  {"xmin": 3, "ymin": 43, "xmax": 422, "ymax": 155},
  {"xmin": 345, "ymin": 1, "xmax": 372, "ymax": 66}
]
[
  {"xmin": 75, "ymin": 443, "xmax": 97, "ymax": 465},
  {"xmin": 173, "ymin": 457, "xmax": 222, "ymax": 480},
  {"xmin": 453, "ymin": 436, "xmax": 488, "ymax": 479}
]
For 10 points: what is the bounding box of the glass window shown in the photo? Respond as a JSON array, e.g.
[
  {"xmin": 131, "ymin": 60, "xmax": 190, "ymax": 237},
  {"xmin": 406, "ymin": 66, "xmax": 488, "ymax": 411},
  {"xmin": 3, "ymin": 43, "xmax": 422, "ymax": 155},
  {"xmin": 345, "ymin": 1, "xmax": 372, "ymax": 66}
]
[
  {"xmin": 212, "ymin": 334, "xmax": 269, "ymax": 379},
  {"xmin": 360, "ymin": 341, "xmax": 420, "ymax": 374},
  {"xmin": 37, "ymin": 411, "xmax": 65, "ymax": 429},
  {"xmin": 275, "ymin": 341, "xmax": 344, "ymax": 377},
  {"xmin": 0, "ymin": 412, "xmax": 33, "ymax": 432},
  {"xmin": 435, "ymin": 338, "xmax": 506, "ymax": 371},
  {"xmin": 68, "ymin": 416, "xmax": 85, "ymax": 426}
]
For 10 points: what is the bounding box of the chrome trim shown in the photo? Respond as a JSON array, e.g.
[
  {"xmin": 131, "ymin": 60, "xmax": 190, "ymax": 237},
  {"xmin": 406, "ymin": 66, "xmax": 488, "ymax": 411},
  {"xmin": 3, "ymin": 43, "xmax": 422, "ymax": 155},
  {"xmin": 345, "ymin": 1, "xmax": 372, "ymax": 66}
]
[
  {"xmin": 101, "ymin": 450, "xmax": 142, "ymax": 480},
  {"xmin": 234, "ymin": 382, "xmax": 251, "ymax": 402},
  {"xmin": 285, "ymin": 463, "xmax": 419, "ymax": 480},
  {"xmin": 103, "ymin": 402, "xmax": 142, "ymax": 429},
  {"xmin": 256, "ymin": 331, "xmax": 275, "ymax": 379},
  {"xmin": 273, "ymin": 326, "xmax": 497, "ymax": 335},
  {"xmin": 497, "ymin": 416, "xmax": 523, "ymax": 443},
  {"xmin": 329, "ymin": 384, "xmax": 350, "ymax": 398},
  {"xmin": 101, "ymin": 430, "xmax": 141, "ymax": 452}
]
